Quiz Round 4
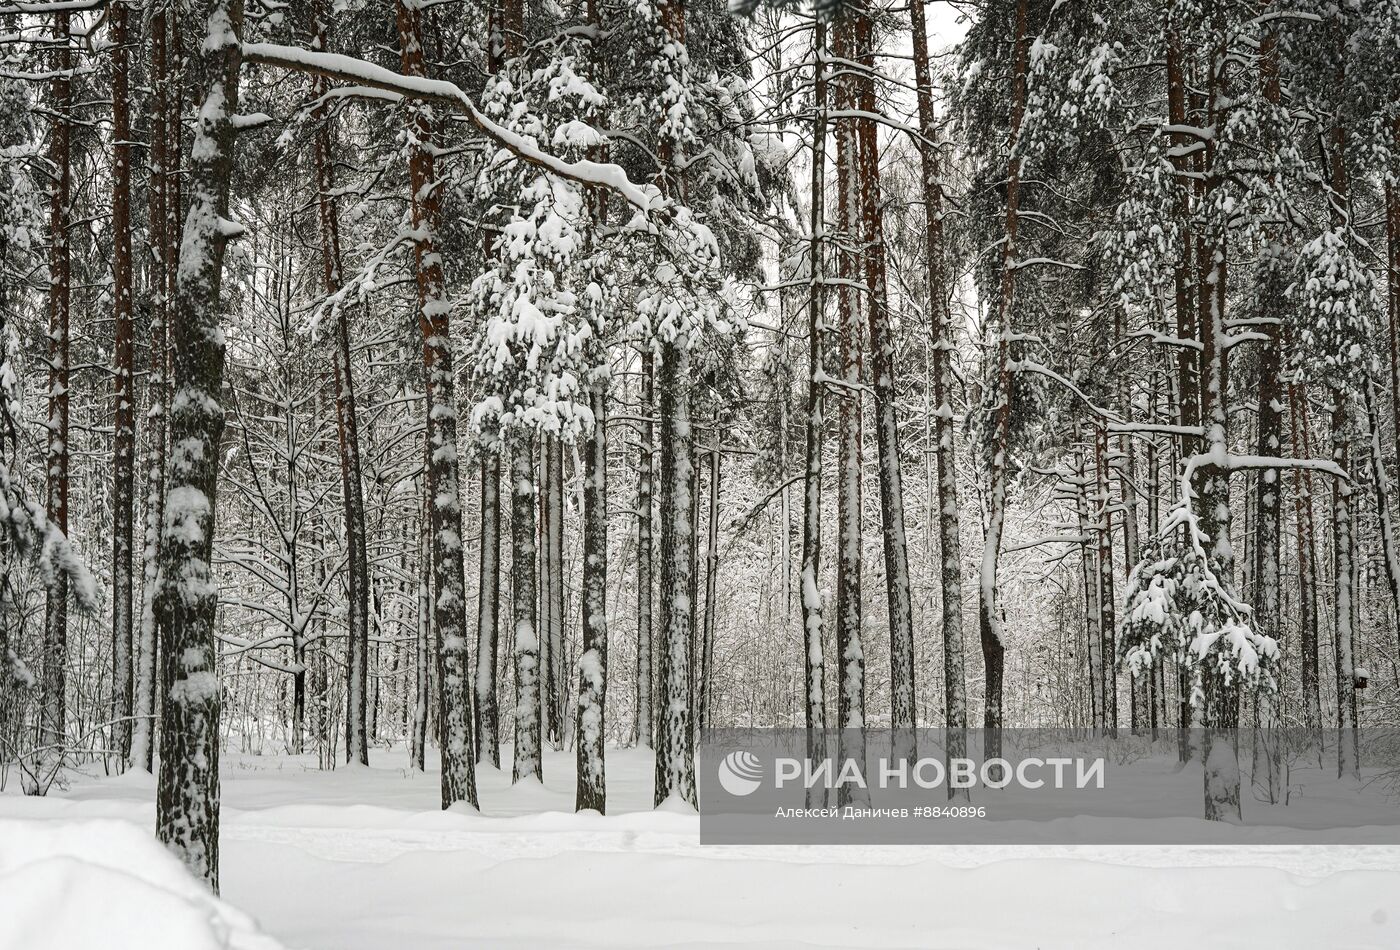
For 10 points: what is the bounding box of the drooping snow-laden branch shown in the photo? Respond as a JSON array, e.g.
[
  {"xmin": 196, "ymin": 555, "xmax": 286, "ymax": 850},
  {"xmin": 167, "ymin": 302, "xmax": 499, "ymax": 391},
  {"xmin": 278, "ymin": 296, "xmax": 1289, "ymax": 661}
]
[
  {"xmin": 240, "ymin": 43, "xmax": 659, "ymax": 215},
  {"xmin": 1011, "ymin": 358, "xmax": 1122, "ymax": 423},
  {"xmin": 1158, "ymin": 448, "xmax": 1350, "ymax": 617},
  {"xmin": 0, "ymin": 0, "xmax": 105, "ymax": 12}
]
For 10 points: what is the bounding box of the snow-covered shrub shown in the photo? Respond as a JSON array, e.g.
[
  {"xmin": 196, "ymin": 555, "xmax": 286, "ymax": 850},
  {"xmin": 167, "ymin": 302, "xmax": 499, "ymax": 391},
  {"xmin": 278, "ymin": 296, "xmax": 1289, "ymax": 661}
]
[{"xmin": 1121, "ymin": 532, "xmax": 1279, "ymax": 710}]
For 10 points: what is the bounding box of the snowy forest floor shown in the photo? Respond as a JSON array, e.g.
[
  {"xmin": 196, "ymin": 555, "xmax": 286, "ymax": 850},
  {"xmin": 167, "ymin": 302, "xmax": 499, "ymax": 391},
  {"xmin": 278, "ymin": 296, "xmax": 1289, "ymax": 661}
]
[{"xmin": 3, "ymin": 746, "xmax": 1400, "ymax": 949}]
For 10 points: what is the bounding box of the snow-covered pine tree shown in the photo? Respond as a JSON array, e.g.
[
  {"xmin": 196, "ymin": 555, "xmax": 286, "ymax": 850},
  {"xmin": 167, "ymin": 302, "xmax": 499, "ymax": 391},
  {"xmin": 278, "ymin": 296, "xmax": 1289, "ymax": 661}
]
[{"xmin": 155, "ymin": 0, "xmax": 246, "ymax": 891}]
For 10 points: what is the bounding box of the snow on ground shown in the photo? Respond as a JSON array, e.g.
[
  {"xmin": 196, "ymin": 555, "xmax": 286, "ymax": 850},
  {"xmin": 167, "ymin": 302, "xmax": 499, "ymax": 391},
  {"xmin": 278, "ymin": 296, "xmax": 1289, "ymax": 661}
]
[
  {"xmin": 0, "ymin": 818, "xmax": 282, "ymax": 950},
  {"xmin": 2, "ymin": 745, "xmax": 1399, "ymax": 948}
]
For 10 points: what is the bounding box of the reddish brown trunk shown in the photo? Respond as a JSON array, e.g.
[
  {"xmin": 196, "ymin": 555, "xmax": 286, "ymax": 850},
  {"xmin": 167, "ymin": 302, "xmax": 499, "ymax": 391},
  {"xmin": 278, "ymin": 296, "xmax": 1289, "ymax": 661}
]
[
  {"xmin": 41, "ymin": 11, "xmax": 73, "ymax": 749},
  {"xmin": 110, "ymin": 1, "xmax": 137, "ymax": 761}
]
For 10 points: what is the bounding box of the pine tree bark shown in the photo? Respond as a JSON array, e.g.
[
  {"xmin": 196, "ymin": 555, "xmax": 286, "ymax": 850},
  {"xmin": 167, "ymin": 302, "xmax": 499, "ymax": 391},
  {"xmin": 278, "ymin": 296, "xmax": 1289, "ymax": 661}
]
[
  {"xmin": 1384, "ymin": 120, "xmax": 1400, "ymax": 660},
  {"xmin": 154, "ymin": 0, "xmax": 244, "ymax": 891},
  {"xmin": 909, "ymin": 0, "xmax": 967, "ymax": 794},
  {"xmin": 575, "ymin": 381, "xmax": 608, "ymax": 812},
  {"xmin": 1095, "ymin": 420, "xmax": 1118, "ymax": 734},
  {"xmin": 412, "ymin": 502, "xmax": 431, "ymax": 771},
  {"xmin": 1290, "ymin": 383, "xmax": 1323, "ymax": 742},
  {"xmin": 40, "ymin": 9, "xmax": 72, "ymax": 758},
  {"xmin": 544, "ymin": 435, "xmax": 565, "ymax": 748},
  {"xmin": 1073, "ymin": 431, "xmax": 1103, "ymax": 731},
  {"xmin": 832, "ymin": 14, "xmax": 866, "ymax": 807},
  {"xmin": 653, "ymin": 335, "xmax": 695, "ymax": 806},
  {"xmin": 511, "ymin": 439, "xmax": 543, "ymax": 783},
  {"xmin": 651, "ymin": 0, "xmax": 696, "ymax": 808},
  {"xmin": 396, "ymin": 0, "xmax": 478, "ymax": 807},
  {"xmin": 1249, "ymin": 18, "xmax": 1285, "ymax": 801},
  {"xmin": 1364, "ymin": 381, "xmax": 1400, "ymax": 672},
  {"xmin": 474, "ymin": 450, "xmax": 501, "ymax": 766},
  {"xmin": 698, "ymin": 431, "xmax": 720, "ymax": 733},
  {"xmin": 978, "ymin": 0, "xmax": 1030, "ymax": 762},
  {"xmin": 852, "ymin": 1, "xmax": 916, "ymax": 755},
  {"xmin": 310, "ymin": 0, "xmax": 370, "ymax": 767},
  {"xmin": 110, "ymin": 1, "xmax": 137, "ymax": 765},
  {"xmin": 1331, "ymin": 391, "xmax": 1360, "ymax": 779}
]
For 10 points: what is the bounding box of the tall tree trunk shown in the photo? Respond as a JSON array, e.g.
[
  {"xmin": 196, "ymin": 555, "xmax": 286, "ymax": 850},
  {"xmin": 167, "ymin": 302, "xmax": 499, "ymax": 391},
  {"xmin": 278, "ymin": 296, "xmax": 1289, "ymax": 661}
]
[
  {"xmin": 412, "ymin": 503, "xmax": 431, "ymax": 771},
  {"xmin": 1291, "ymin": 383, "xmax": 1322, "ymax": 744},
  {"xmin": 154, "ymin": 0, "xmax": 244, "ymax": 892},
  {"xmin": 110, "ymin": 1, "xmax": 137, "ymax": 766},
  {"xmin": 1324, "ymin": 90, "xmax": 1360, "ymax": 782},
  {"xmin": 1249, "ymin": 18, "xmax": 1285, "ymax": 802},
  {"xmin": 41, "ymin": 9, "xmax": 73, "ymax": 761},
  {"xmin": 1095, "ymin": 420, "xmax": 1118, "ymax": 734},
  {"xmin": 1389, "ymin": 131, "xmax": 1400, "ymax": 606},
  {"xmin": 1364, "ymin": 381, "xmax": 1400, "ymax": 678},
  {"xmin": 651, "ymin": 0, "xmax": 696, "ymax": 809},
  {"xmin": 575, "ymin": 381, "xmax": 608, "ymax": 812},
  {"xmin": 909, "ymin": 0, "xmax": 967, "ymax": 795},
  {"xmin": 310, "ymin": 0, "xmax": 370, "ymax": 767},
  {"xmin": 1073, "ymin": 431, "xmax": 1103, "ymax": 731},
  {"xmin": 511, "ymin": 440, "xmax": 543, "ymax": 783},
  {"xmin": 1331, "ymin": 391, "xmax": 1360, "ymax": 779},
  {"xmin": 699, "ymin": 431, "xmax": 720, "ymax": 733},
  {"xmin": 635, "ymin": 350, "xmax": 655, "ymax": 747},
  {"xmin": 538, "ymin": 445, "xmax": 554, "ymax": 745},
  {"xmin": 132, "ymin": 9, "xmax": 171, "ymax": 773},
  {"xmin": 798, "ymin": 17, "xmax": 828, "ymax": 775},
  {"xmin": 1113, "ymin": 314, "xmax": 1141, "ymax": 734},
  {"xmin": 544, "ymin": 435, "xmax": 565, "ymax": 748},
  {"xmin": 1165, "ymin": 5, "xmax": 1199, "ymax": 766},
  {"xmin": 1146, "ymin": 381, "xmax": 1166, "ymax": 737},
  {"xmin": 1194, "ymin": 13, "xmax": 1242, "ymax": 822},
  {"xmin": 653, "ymin": 334, "xmax": 695, "ymax": 806},
  {"xmin": 832, "ymin": 13, "xmax": 866, "ymax": 807},
  {"xmin": 978, "ymin": 0, "xmax": 1030, "ymax": 763},
  {"xmin": 475, "ymin": 450, "xmax": 501, "ymax": 766},
  {"xmin": 852, "ymin": 0, "xmax": 915, "ymax": 755},
  {"xmin": 396, "ymin": 0, "xmax": 478, "ymax": 808}
]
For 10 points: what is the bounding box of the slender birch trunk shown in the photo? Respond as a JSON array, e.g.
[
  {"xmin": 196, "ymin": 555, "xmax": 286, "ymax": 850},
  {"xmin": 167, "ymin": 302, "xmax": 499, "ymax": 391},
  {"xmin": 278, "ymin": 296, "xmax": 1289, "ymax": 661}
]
[
  {"xmin": 635, "ymin": 350, "xmax": 655, "ymax": 748},
  {"xmin": 131, "ymin": 8, "xmax": 170, "ymax": 774}
]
